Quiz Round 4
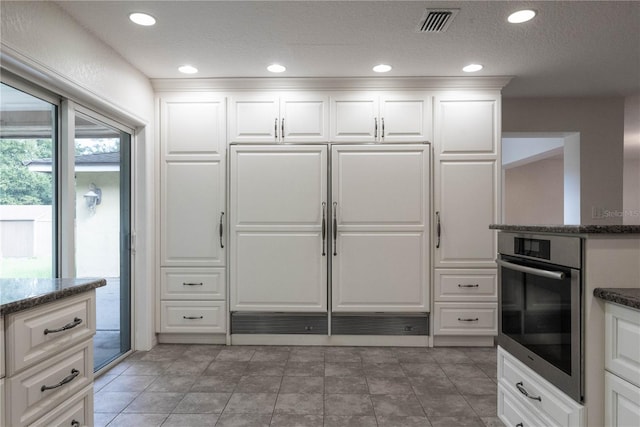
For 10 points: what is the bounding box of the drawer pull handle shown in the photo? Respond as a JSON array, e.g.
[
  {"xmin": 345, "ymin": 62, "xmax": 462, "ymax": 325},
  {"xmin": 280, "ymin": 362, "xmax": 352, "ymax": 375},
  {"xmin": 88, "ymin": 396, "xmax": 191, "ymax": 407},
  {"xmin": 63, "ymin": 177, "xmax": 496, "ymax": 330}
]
[
  {"xmin": 183, "ymin": 282, "xmax": 203, "ymax": 286},
  {"xmin": 183, "ymin": 316, "xmax": 204, "ymax": 320},
  {"xmin": 44, "ymin": 317, "xmax": 83, "ymax": 335},
  {"xmin": 516, "ymin": 424, "xmax": 523, "ymax": 427},
  {"xmin": 516, "ymin": 381, "xmax": 542, "ymax": 402},
  {"xmin": 458, "ymin": 284, "xmax": 479, "ymax": 288},
  {"xmin": 458, "ymin": 317, "xmax": 479, "ymax": 322},
  {"xmin": 71, "ymin": 420, "xmax": 80, "ymax": 427},
  {"xmin": 41, "ymin": 368, "xmax": 79, "ymax": 392}
]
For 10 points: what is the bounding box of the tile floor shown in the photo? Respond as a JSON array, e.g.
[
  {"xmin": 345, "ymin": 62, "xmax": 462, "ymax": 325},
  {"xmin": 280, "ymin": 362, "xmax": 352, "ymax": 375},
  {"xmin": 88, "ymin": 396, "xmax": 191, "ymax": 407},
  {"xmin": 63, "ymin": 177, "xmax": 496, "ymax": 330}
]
[{"xmin": 94, "ymin": 344, "xmax": 505, "ymax": 427}]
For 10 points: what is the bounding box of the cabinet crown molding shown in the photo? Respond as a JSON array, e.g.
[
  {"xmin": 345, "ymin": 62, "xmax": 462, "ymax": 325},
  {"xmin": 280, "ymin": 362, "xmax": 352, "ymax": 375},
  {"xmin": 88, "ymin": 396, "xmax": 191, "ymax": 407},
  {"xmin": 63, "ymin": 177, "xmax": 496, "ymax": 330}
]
[{"xmin": 152, "ymin": 76, "xmax": 513, "ymax": 92}]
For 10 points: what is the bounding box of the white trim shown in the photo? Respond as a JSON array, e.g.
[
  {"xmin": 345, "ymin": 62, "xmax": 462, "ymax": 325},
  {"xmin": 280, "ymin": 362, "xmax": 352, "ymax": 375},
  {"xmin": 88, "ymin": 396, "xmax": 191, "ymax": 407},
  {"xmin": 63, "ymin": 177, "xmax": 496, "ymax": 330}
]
[
  {"xmin": 158, "ymin": 333, "xmax": 227, "ymax": 345},
  {"xmin": 152, "ymin": 76, "xmax": 513, "ymax": 92},
  {"xmin": 59, "ymin": 100, "xmax": 76, "ymax": 278}
]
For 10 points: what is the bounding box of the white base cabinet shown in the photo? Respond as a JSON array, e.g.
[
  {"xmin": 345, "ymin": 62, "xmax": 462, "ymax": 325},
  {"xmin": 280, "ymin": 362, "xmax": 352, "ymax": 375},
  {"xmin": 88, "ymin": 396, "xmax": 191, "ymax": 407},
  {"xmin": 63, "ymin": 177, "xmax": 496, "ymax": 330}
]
[
  {"xmin": 604, "ymin": 302, "xmax": 640, "ymax": 427},
  {"xmin": 3, "ymin": 292, "xmax": 97, "ymax": 427},
  {"xmin": 498, "ymin": 346, "xmax": 584, "ymax": 427}
]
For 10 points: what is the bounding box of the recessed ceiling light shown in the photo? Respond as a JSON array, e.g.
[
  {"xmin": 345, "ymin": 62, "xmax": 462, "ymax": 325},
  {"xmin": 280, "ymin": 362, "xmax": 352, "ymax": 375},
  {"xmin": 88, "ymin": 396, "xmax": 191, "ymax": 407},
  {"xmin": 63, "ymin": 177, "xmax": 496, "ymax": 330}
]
[
  {"xmin": 178, "ymin": 65, "xmax": 198, "ymax": 74},
  {"xmin": 463, "ymin": 64, "xmax": 483, "ymax": 73},
  {"xmin": 508, "ymin": 9, "xmax": 536, "ymax": 24},
  {"xmin": 372, "ymin": 64, "xmax": 392, "ymax": 73},
  {"xmin": 129, "ymin": 12, "xmax": 156, "ymax": 26},
  {"xmin": 267, "ymin": 64, "xmax": 286, "ymax": 73}
]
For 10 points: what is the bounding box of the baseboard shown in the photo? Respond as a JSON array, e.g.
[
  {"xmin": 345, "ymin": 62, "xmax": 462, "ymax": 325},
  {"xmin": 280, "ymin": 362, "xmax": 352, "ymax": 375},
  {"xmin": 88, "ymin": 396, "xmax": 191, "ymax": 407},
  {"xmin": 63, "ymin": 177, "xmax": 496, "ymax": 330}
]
[
  {"xmin": 157, "ymin": 333, "xmax": 227, "ymax": 345},
  {"xmin": 433, "ymin": 335, "xmax": 496, "ymax": 347},
  {"xmin": 230, "ymin": 334, "xmax": 430, "ymax": 347}
]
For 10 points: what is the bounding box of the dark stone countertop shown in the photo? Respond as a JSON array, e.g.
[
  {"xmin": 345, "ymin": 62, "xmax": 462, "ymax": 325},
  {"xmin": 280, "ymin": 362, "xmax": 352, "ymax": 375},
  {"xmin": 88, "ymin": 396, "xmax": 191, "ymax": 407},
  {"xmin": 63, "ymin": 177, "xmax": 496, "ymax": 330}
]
[
  {"xmin": 594, "ymin": 288, "xmax": 640, "ymax": 310},
  {"xmin": 0, "ymin": 278, "xmax": 106, "ymax": 316},
  {"xmin": 489, "ymin": 224, "xmax": 640, "ymax": 234}
]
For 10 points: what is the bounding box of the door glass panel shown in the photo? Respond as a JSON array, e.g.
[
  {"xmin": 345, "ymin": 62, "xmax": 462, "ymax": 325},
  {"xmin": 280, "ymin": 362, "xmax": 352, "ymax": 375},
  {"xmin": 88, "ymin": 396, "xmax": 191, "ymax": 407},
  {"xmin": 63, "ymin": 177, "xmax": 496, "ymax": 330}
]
[
  {"xmin": 74, "ymin": 112, "xmax": 131, "ymax": 370},
  {"xmin": 0, "ymin": 83, "xmax": 56, "ymax": 278}
]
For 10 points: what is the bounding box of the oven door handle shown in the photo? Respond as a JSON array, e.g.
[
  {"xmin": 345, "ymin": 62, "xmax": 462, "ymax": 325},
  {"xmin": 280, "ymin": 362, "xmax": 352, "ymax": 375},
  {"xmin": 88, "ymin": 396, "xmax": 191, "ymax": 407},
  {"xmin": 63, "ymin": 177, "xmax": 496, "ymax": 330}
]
[{"xmin": 497, "ymin": 259, "xmax": 566, "ymax": 280}]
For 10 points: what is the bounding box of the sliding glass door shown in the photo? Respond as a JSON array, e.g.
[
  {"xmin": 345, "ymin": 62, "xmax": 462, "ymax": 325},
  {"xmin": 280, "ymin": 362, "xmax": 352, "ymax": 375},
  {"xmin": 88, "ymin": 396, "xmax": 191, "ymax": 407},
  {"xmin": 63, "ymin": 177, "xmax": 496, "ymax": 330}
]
[{"xmin": 74, "ymin": 111, "xmax": 132, "ymax": 370}]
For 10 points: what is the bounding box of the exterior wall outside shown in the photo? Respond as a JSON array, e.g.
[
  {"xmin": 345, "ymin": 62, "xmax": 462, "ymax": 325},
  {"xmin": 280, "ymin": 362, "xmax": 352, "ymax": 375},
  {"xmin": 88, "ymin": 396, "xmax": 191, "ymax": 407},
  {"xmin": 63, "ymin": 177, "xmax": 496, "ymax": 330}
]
[
  {"xmin": 75, "ymin": 172, "xmax": 120, "ymax": 278},
  {"xmin": 1, "ymin": 1, "xmax": 155, "ymax": 349},
  {"xmin": 502, "ymin": 97, "xmax": 625, "ymax": 225},
  {"xmin": 623, "ymin": 94, "xmax": 640, "ymax": 225},
  {"xmin": 504, "ymin": 157, "xmax": 564, "ymax": 225}
]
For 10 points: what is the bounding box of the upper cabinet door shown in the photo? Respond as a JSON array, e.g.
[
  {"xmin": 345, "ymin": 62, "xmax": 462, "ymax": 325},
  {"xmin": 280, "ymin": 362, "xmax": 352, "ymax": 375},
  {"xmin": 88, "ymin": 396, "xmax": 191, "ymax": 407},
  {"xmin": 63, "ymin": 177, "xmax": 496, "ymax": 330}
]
[
  {"xmin": 228, "ymin": 94, "xmax": 280, "ymax": 142},
  {"xmin": 379, "ymin": 94, "xmax": 432, "ymax": 143},
  {"xmin": 161, "ymin": 95, "xmax": 226, "ymax": 155},
  {"xmin": 330, "ymin": 93, "xmax": 378, "ymax": 142},
  {"xmin": 280, "ymin": 94, "xmax": 329, "ymax": 142},
  {"xmin": 435, "ymin": 95, "xmax": 499, "ymax": 156}
]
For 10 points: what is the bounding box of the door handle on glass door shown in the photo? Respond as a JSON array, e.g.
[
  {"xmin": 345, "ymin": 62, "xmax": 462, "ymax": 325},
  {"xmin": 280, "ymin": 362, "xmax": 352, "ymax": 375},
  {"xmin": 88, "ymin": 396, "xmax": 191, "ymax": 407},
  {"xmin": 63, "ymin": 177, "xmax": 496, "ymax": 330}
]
[{"xmin": 274, "ymin": 118, "xmax": 278, "ymax": 140}]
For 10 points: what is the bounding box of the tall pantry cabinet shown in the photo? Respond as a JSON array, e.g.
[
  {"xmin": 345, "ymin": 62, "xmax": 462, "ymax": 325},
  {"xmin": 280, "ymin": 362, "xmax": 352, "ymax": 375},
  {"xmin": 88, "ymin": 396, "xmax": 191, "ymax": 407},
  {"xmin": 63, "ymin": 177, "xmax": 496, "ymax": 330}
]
[
  {"xmin": 432, "ymin": 93, "xmax": 501, "ymax": 346},
  {"xmin": 157, "ymin": 94, "xmax": 228, "ymax": 342}
]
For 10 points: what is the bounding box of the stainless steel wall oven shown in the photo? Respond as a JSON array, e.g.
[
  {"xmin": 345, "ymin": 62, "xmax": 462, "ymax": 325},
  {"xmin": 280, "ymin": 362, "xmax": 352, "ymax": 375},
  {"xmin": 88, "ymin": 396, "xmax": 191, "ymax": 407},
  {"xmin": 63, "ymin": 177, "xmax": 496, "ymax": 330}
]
[{"xmin": 497, "ymin": 232, "xmax": 583, "ymax": 403}]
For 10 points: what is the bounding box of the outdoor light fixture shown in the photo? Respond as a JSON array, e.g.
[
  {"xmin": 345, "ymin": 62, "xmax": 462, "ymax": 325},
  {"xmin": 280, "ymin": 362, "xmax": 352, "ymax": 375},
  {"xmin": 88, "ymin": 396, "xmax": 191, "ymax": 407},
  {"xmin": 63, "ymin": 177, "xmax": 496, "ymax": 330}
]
[{"xmin": 84, "ymin": 183, "xmax": 102, "ymax": 214}]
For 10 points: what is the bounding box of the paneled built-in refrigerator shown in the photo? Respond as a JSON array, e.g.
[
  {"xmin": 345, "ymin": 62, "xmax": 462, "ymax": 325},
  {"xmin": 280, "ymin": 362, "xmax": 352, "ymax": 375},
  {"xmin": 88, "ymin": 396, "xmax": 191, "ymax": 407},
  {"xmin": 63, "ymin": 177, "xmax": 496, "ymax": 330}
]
[{"xmin": 229, "ymin": 143, "xmax": 430, "ymax": 336}]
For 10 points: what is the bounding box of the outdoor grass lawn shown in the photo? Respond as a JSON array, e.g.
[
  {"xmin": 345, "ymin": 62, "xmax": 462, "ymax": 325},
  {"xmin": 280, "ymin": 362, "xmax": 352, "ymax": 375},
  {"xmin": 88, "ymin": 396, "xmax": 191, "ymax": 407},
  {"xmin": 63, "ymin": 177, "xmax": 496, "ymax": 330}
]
[{"xmin": 0, "ymin": 256, "xmax": 52, "ymax": 278}]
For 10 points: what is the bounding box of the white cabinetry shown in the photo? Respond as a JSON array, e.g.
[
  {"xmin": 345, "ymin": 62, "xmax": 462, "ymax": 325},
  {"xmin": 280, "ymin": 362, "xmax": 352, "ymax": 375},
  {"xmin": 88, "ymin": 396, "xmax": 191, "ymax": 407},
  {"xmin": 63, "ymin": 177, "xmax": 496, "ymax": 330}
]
[
  {"xmin": 330, "ymin": 92, "xmax": 432, "ymax": 143},
  {"xmin": 331, "ymin": 144, "xmax": 430, "ymax": 311},
  {"xmin": 433, "ymin": 93, "xmax": 500, "ymax": 344},
  {"xmin": 498, "ymin": 346, "xmax": 585, "ymax": 427},
  {"xmin": 229, "ymin": 93, "xmax": 329, "ymax": 143},
  {"xmin": 604, "ymin": 302, "xmax": 640, "ymax": 427},
  {"xmin": 3, "ymin": 292, "xmax": 96, "ymax": 427},
  {"xmin": 229, "ymin": 145, "xmax": 328, "ymax": 312},
  {"xmin": 158, "ymin": 94, "xmax": 227, "ymax": 339}
]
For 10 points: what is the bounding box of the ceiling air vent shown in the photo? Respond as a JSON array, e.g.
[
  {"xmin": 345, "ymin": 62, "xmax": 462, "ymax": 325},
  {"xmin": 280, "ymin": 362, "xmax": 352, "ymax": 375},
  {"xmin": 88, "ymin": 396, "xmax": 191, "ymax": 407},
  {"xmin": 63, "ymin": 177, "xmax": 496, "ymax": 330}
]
[{"xmin": 417, "ymin": 8, "xmax": 459, "ymax": 33}]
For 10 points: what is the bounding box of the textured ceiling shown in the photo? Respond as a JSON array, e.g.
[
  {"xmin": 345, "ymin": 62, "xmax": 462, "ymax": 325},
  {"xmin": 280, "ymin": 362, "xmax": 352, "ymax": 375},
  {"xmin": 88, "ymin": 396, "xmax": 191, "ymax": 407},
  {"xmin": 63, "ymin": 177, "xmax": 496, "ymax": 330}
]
[{"xmin": 55, "ymin": 0, "xmax": 640, "ymax": 97}]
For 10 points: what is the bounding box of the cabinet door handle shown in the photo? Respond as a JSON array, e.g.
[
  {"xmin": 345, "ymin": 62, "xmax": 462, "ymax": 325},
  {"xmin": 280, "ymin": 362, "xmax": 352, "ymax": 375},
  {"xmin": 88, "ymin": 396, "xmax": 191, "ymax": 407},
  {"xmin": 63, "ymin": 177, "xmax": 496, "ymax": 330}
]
[
  {"xmin": 71, "ymin": 421, "xmax": 80, "ymax": 427},
  {"xmin": 321, "ymin": 202, "xmax": 327, "ymax": 256},
  {"xmin": 516, "ymin": 424, "xmax": 523, "ymax": 427},
  {"xmin": 183, "ymin": 282, "xmax": 203, "ymax": 286},
  {"xmin": 274, "ymin": 117, "xmax": 279, "ymax": 140},
  {"xmin": 281, "ymin": 118, "xmax": 285, "ymax": 140},
  {"xmin": 44, "ymin": 317, "xmax": 83, "ymax": 335},
  {"xmin": 183, "ymin": 316, "xmax": 204, "ymax": 320},
  {"xmin": 219, "ymin": 212, "xmax": 225, "ymax": 249},
  {"xmin": 41, "ymin": 369, "xmax": 79, "ymax": 392},
  {"xmin": 332, "ymin": 202, "xmax": 338, "ymax": 256},
  {"xmin": 458, "ymin": 318, "xmax": 479, "ymax": 322},
  {"xmin": 381, "ymin": 117, "xmax": 385, "ymax": 139},
  {"xmin": 435, "ymin": 211, "xmax": 441, "ymax": 249},
  {"xmin": 458, "ymin": 284, "xmax": 480, "ymax": 288},
  {"xmin": 374, "ymin": 117, "xmax": 378, "ymax": 139},
  {"xmin": 515, "ymin": 382, "xmax": 542, "ymax": 402}
]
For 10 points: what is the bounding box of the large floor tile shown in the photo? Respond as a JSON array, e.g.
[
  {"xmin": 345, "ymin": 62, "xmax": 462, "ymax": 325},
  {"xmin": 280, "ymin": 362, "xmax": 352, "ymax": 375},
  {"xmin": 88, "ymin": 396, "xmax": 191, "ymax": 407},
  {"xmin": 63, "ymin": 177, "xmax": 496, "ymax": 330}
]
[
  {"xmin": 284, "ymin": 361, "xmax": 324, "ymax": 377},
  {"xmin": 464, "ymin": 394, "xmax": 498, "ymax": 417},
  {"xmin": 172, "ymin": 392, "xmax": 231, "ymax": 414},
  {"xmin": 450, "ymin": 377, "xmax": 498, "ymax": 396},
  {"xmin": 214, "ymin": 413, "xmax": 271, "ymax": 427},
  {"xmin": 93, "ymin": 412, "xmax": 117, "ymax": 427},
  {"xmin": 370, "ymin": 394, "xmax": 425, "ymax": 417},
  {"xmin": 323, "ymin": 415, "xmax": 377, "ymax": 427},
  {"xmin": 270, "ymin": 414, "xmax": 323, "ymax": 427},
  {"xmin": 324, "ymin": 394, "xmax": 374, "ymax": 416},
  {"xmin": 409, "ymin": 375, "xmax": 458, "ymax": 395},
  {"xmin": 93, "ymin": 391, "xmax": 139, "ymax": 413},
  {"xmin": 274, "ymin": 393, "xmax": 324, "ymax": 415},
  {"xmin": 105, "ymin": 413, "xmax": 168, "ymax": 427},
  {"xmin": 102, "ymin": 375, "xmax": 156, "ymax": 392},
  {"xmin": 366, "ymin": 376, "xmax": 413, "ymax": 395},
  {"xmin": 223, "ymin": 392, "xmax": 278, "ymax": 414},
  {"xmin": 235, "ymin": 375, "xmax": 282, "ymax": 393},
  {"xmin": 363, "ymin": 363, "xmax": 406, "ymax": 378},
  {"xmin": 324, "ymin": 376, "xmax": 368, "ymax": 394},
  {"xmin": 279, "ymin": 376, "xmax": 324, "ymax": 393},
  {"xmin": 161, "ymin": 413, "xmax": 219, "ymax": 426},
  {"xmin": 123, "ymin": 391, "xmax": 184, "ymax": 413},
  {"xmin": 325, "ymin": 362, "xmax": 364, "ymax": 377},
  {"xmin": 190, "ymin": 375, "xmax": 240, "ymax": 392},
  {"xmin": 416, "ymin": 393, "xmax": 478, "ymax": 418},
  {"xmin": 204, "ymin": 361, "xmax": 248, "ymax": 377},
  {"xmin": 147, "ymin": 375, "xmax": 197, "ymax": 392},
  {"xmin": 429, "ymin": 416, "xmax": 485, "ymax": 427},
  {"xmin": 376, "ymin": 415, "xmax": 432, "ymax": 426}
]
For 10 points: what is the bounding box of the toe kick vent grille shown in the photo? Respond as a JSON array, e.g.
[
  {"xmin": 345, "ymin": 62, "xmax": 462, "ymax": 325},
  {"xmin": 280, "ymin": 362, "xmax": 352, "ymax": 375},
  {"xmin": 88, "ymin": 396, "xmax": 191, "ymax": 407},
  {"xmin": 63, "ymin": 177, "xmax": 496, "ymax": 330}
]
[{"xmin": 417, "ymin": 9, "xmax": 459, "ymax": 33}]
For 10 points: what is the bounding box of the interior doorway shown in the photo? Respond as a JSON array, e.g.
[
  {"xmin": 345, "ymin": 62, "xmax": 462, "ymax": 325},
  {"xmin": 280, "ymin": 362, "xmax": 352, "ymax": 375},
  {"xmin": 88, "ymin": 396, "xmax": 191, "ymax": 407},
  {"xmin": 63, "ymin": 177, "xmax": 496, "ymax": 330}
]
[{"xmin": 502, "ymin": 132, "xmax": 580, "ymax": 225}]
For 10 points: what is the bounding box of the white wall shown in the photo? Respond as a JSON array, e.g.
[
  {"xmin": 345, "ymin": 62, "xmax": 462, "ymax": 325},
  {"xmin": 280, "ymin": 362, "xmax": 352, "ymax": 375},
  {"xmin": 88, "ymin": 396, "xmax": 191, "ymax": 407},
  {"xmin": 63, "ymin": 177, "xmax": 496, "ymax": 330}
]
[
  {"xmin": 1, "ymin": 1, "xmax": 156, "ymax": 350},
  {"xmin": 623, "ymin": 94, "xmax": 640, "ymax": 225},
  {"xmin": 504, "ymin": 158, "xmax": 564, "ymax": 225},
  {"xmin": 503, "ymin": 98, "xmax": 625, "ymax": 225}
]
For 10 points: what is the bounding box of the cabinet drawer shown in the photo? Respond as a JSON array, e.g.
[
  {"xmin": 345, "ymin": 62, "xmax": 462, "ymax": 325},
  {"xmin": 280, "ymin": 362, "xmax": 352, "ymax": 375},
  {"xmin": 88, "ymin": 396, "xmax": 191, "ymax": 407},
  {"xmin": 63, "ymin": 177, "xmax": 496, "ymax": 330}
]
[
  {"xmin": 161, "ymin": 267, "xmax": 226, "ymax": 300},
  {"xmin": 499, "ymin": 384, "xmax": 546, "ymax": 427},
  {"xmin": 433, "ymin": 302, "xmax": 497, "ymax": 335},
  {"xmin": 434, "ymin": 269, "xmax": 496, "ymax": 301},
  {"xmin": 29, "ymin": 385, "xmax": 93, "ymax": 427},
  {"xmin": 7, "ymin": 340, "xmax": 93, "ymax": 427},
  {"xmin": 160, "ymin": 301, "xmax": 226, "ymax": 333},
  {"xmin": 605, "ymin": 371, "xmax": 640, "ymax": 427},
  {"xmin": 5, "ymin": 292, "xmax": 95, "ymax": 375},
  {"xmin": 498, "ymin": 347, "xmax": 584, "ymax": 427},
  {"xmin": 605, "ymin": 302, "xmax": 640, "ymax": 388}
]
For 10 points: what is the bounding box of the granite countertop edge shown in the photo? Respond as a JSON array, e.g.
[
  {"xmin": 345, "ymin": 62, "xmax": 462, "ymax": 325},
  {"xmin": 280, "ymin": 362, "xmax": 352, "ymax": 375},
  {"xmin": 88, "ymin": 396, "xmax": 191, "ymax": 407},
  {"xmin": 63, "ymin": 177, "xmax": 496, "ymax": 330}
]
[
  {"xmin": 489, "ymin": 224, "xmax": 640, "ymax": 234},
  {"xmin": 0, "ymin": 278, "xmax": 106, "ymax": 316},
  {"xmin": 593, "ymin": 288, "xmax": 640, "ymax": 310}
]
